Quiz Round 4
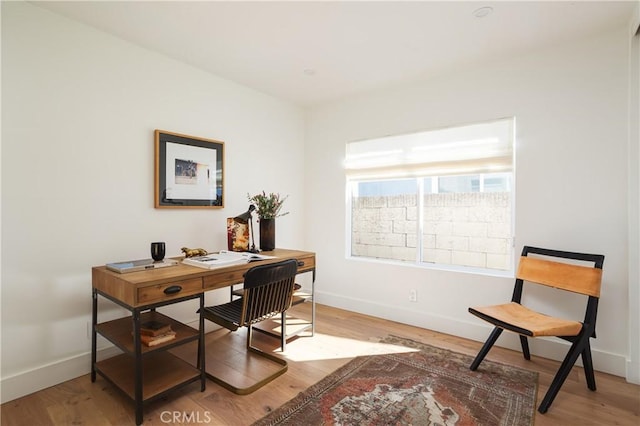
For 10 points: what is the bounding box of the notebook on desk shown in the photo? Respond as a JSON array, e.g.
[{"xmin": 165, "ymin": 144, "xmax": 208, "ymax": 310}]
[
  {"xmin": 106, "ymin": 258, "xmax": 178, "ymax": 273},
  {"xmin": 182, "ymin": 251, "xmax": 276, "ymax": 270}
]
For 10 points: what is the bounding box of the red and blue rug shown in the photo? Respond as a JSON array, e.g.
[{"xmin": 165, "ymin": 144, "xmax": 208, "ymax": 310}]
[{"xmin": 253, "ymin": 336, "xmax": 537, "ymax": 426}]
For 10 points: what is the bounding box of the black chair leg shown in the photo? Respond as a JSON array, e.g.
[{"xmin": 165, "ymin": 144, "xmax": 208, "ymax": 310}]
[
  {"xmin": 519, "ymin": 335, "xmax": 531, "ymax": 360},
  {"xmin": 247, "ymin": 325, "xmax": 253, "ymax": 349},
  {"xmin": 581, "ymin": 341, "xmax": 596, "ymax": 391},
  {"xmin": 538, "ymin": 334, "xmax": 589, "ymax": 413},
  {"xmin": 470, "ymin": 327, "xmax": 503, "ymax": 371},
  {"xmin": 282, "ymin": 311, "xmax": 288, "ymax": 351}
]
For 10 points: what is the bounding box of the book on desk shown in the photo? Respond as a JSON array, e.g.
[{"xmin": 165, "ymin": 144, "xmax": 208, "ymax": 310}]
[
  {"xmin": 182, "ymin": 250, "xmax": 275, "ymax": 270},
  {"xmin": 106, "ymin": 258, "xmax": 178, "ymax": 274}
]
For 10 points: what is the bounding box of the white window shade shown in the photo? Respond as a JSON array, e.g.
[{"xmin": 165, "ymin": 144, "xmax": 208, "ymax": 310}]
[{"xmin": 345, "ymin": 118, "xmax": 514, "ymax": 179}]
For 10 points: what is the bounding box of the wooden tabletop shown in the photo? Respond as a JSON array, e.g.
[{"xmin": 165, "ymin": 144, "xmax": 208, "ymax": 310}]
[{"xmin": 92, "ymin": 248, "xmax": 315, "ymax": 308}]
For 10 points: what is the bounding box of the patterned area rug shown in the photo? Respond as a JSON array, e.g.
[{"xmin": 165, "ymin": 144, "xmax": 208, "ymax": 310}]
[{"xmin": 253, "ymin": 336, "xmax": 537, "ymax": 426}]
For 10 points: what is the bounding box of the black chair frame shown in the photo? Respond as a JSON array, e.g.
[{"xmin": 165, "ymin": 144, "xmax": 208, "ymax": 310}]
[
  {"xmin": 469, "ymin": 245, "xmax": 604, "ymax": 413},
  {"xmin": 198, "ymin": 259, "xmax": 298, "ymax": 394}
]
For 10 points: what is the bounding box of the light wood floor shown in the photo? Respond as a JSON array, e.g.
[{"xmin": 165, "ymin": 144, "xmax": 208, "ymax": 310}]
[{"xmin": 2, "ymin": 303, "xmax": 639, "ymax": 425}]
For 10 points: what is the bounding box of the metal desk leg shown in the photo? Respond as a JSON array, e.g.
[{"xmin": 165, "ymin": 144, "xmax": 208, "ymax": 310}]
[
  {"xmin": 311, "ymin": 269, "xmax": 316, "ymax": 336},
  {"xmin": 199, "ymin": 294, "xmax": 206, "ymax": 392},
  {"xmin": 91, "ymin": 289, "xmax": 97, "ymax": 382},
  {"xmin": 133, "ymin": 310, "xmax": 143, "ymax": 426}
]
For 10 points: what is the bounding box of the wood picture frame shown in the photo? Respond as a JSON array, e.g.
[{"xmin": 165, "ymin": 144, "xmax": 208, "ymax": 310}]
[{"xmin": 154, "ymin": 130, "xmax": 224, "ymax": 208}]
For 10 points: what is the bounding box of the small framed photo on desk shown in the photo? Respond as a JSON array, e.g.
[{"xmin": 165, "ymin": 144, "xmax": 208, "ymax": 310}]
[{"xmin": 154, "ymin": 130, "xmax": 224, "ymax": 208}]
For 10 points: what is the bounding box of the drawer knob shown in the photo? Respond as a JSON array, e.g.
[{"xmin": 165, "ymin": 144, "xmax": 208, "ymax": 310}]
[
  {"xmin": 164, "ymin": 285, "xmax": 182, "ymax": 295},
  {"xmin": 297, "ymin": 260, "xmax": 305, "ymax": 267}
]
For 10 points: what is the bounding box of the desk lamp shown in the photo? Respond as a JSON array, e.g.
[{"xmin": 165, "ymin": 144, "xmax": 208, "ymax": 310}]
[{"xmin": 234, "ymin": 204, "xmax": 258, "ymax": 253}]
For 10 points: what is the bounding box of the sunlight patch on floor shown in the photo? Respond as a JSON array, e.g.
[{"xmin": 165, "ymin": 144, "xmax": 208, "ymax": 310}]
[{"xmin": 280, "ymin": 333, "xmax": 418, "ymax": 362}]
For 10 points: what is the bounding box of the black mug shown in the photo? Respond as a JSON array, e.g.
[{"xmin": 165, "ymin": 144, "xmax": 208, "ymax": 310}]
[{"xmin": 151, "ymin": 242, "xmax": 166, "ymax": 262}]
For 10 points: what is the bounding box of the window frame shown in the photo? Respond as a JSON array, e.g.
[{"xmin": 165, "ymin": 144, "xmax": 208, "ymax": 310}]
[{"xmin": 345, "ymin": 118, "xmax": 516, "ymax": 277}]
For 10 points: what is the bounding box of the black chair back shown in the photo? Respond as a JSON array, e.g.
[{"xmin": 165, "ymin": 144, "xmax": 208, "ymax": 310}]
[{"xmin": 241, "ymin": 259, "xmax": 298, "ymax": 327}]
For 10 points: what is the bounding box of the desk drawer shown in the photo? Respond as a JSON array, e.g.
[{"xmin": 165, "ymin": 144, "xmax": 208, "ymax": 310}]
[
  {"xmin": 203, "ymin": 269, "xmax": 245, "ymax": 290},
  {"xmin": 137, "ymin": 278, "xmax": 203, "ymax": 304},
  {"xmin": 296, "ymin": 255, "xmax": 315, "ymax": 273}
]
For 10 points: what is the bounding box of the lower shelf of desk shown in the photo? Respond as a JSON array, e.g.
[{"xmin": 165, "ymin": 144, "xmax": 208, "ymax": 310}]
[
  {"xmin": 96, "ymin": 311, "xmax": 199, "ymax": 354},
  {"xmin": 95, "ymin": 352, "xmax": 201, "ymax": 401}
]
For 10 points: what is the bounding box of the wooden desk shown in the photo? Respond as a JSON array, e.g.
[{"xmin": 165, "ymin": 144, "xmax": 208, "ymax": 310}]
[{"xmin": 91, "ymin": 248, "xmax": 315, "ymax": 425}]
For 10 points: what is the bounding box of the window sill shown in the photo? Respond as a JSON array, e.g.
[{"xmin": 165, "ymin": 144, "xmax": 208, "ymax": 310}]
[{"xmin": 346, "ymin": 255, "xmax": 514, "ymax": 278}]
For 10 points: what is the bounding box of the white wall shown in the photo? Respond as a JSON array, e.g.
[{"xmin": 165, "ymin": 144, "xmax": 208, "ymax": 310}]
[
  {"xmin": 627, "ymin": 1, "xmax": 640, "ymax": 384},
  {"xmin": 305, "ymin": 27, "xmax": 632, "ymax": 378},
  {"xmin": 2, "ymin": 0, "xmax": 637, "ymax": 404},
  {"xmin": 1, "ymin": 2, "xmax": 306, "ymax": 402}
]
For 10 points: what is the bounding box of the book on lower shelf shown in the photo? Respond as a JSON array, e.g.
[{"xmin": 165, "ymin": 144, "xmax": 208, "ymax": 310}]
[
  {"xmin": 139, "ymin": 320, "xmax": 172, "ymax": 336},
  {"xmin": 134, "ymin": 320, "xmax": 176, "ymax": 346},
  {"xmin": 139, "ymin": 330, "xmax": 176, "ymax": 347}
]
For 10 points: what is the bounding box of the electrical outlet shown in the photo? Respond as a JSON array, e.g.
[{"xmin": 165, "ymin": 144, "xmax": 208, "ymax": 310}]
[{"xmin": 409, "ymin": 289, "xmax": 417, "ymax": 302}]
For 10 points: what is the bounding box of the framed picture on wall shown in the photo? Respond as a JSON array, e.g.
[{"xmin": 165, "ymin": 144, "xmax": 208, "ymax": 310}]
[{"xmin": 154, "ymin": 130, "xmax": 224, "ymax": 208}]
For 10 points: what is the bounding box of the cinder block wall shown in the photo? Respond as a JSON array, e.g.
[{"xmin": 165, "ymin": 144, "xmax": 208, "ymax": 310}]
[{"xmin": 352, "ymin": 193, "xmax": 511, "ymax": 270}]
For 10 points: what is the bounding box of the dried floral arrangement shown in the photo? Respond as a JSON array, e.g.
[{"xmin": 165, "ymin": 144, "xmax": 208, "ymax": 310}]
[{"xmin": 247, "ymin": 191, "xmax": 289, "ymax": 219}]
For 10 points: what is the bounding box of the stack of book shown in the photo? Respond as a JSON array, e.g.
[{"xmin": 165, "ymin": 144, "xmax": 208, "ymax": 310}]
[{"xmin": 137, "ymin": 320, "xmax": 176, "ymax": 347}]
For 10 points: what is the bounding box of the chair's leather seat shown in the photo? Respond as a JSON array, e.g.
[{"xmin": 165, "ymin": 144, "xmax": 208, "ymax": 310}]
[{"xmin": 470, "ymin": 302, "xmax": 583, "ymax": 337}]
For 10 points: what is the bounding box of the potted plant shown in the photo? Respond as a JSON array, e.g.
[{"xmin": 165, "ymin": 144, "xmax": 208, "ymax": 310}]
[{"xmin": 247, "ymin": 191, "xmax": 289, "ymax": 251}]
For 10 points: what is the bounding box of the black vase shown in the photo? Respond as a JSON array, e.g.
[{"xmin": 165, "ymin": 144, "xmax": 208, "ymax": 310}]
[{"xmin": 259, "ymin": 218, "xmax": 275, "ymax": 251}]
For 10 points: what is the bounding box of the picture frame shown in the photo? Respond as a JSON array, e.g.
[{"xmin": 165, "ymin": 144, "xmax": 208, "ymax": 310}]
[{"xmin": 154, "ymin": 130, "xmax": 224, "ymax": 208}]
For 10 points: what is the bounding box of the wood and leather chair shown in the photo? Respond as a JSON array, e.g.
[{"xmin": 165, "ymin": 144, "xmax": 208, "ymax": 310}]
[
  {"xmin": 230, "ymin": 265, "xmax": 312, "ymax": 349},
  {"xmin": 199, "ymin": 259, "xmax": 298, "ymax": 394},
  {"xmin": 468, "ymin": 245, "xmax": 604, "ymax": 413}
]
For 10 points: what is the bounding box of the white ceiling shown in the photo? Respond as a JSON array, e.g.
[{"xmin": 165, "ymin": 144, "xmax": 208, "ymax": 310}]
[{"xmin": 33, "ymin": 1, "xmax": 636, "ymax": 106}]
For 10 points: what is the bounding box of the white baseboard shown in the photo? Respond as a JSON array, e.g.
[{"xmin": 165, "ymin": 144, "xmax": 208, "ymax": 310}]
[
  {"xmin": 0, "ymin": 318, "xmax": 220, "ymax": 404},
  {"xmin": 1, "ymin": 295, "xmax": 632, "ymax": 404},
  {"xmin": 0, "ymin": 345, "xmax": 120, "ymax": 404},
  {"xmin": 626, "ymin": 359, "xmax": 640, "ymax": 385},
  {"xmin": 316, "ymin": 291, "xmax": 629, "ymax": 379}
]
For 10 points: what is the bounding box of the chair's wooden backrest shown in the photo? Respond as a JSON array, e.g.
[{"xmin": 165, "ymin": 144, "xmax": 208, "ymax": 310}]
[
  {"xmin": 516, "ymin": 247, "xmax": 604, "ymax": 298},
  {"xmin": 240, "ymin": 259, "xmax": 298, "ymax": 326}
]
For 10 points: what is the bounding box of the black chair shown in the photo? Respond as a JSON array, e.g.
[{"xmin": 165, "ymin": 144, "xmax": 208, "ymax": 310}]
[
  {"xmin": 468, "ymin": 245, "xmax": 604, "ymax": 413},
  {"xmin": 199, "ymin": 259, "xmax": 297, "ymax": 394},
  {"xmin": 230, "ymin": 282, "xmax": 308, "ymax": 346}
]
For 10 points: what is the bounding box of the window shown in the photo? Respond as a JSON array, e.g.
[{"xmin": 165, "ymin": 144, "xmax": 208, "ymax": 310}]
[{"xmin": 346, "ymin": 118, "xmax": 515, "ymax": 274}]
